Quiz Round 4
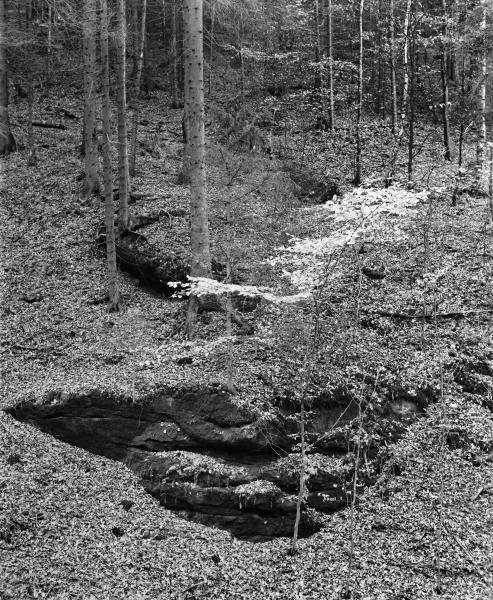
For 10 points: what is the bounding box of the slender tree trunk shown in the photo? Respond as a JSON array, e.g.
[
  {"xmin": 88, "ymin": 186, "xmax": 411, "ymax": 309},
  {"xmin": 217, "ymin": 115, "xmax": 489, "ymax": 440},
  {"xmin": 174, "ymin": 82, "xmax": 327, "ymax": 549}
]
[
  {"xmin": 81, "ymin": 0, "xmax": 100, "ymax": 198},
  {"xmin": 131, "ymin": 0, "xmax": 138, "ymax": 80},
  {"xmin": 100, "ymin": 0, "xmax": 120, "ymax": 312},
  {"xmin": 291, "ymin": 395, "xmax": 306, "ymax": 555},
  {"xmin": 440, "ymin": 0, "xmax": 452, "ymax": 161},
  {"xmin": 160, "ymin": 0, "xmax": 166, "ymax": 47},
  {"xmin": 353, "ymin": 0, "xmax": 364, "ymax": 186},
  {"xmin": 26, "ymin": 0, "xmax": 36, "ymax": 166},
  {"xmin": 476, "ymin": 1, "xmax": 487, "ymax": 186},
  {"xmin": 171, "ymin": 0, "xmax": 180, "ymax": 107},
  {"xmin": 375, "ymin": 0, "xmax": 385, "ymax": 119},
  {"xmin": 116, "ymin": 0, "xmax": 130, "ymax": 233},
  {"xmin": 327, "ymin": 0, "xmax": 334, "ymax": 130},
  {"xmin": 208, "ymin": 2, "xmax": 215, "ymax": 97},
  {"xmin": 488, "ymin": 127, "xmax": 493, "ymax": 215},
  {"xmin": 0, "ymin": 0, "xmax": 15, "ymax": 155},
  {"xmin": 401, "ymin": 0, "xmax": 412, "ymax": 130},
  {"xmin": 315, "ymin": 0, "xmax": 326, "ymax": 128},
  {"xmin": 46, "ymin": 4, "xmax": 52, "ymax": 86},
  {"xmin": 389, "ymin": 0, "xmax": 397, "ymax": 134},
  {"xmin": 129, "ymin": 0, "xmax": 147, "ymax": 177},
  {"xmin": 183, "ymin": 0, "xmax": 211, "ymax": 337},
  {"xmin": 238, "ymin": 14, "xmax": 245, "ymax": 109},
  {"xmin": 407, "ymin": 4, "xmax": 415, "ymax": 187}
]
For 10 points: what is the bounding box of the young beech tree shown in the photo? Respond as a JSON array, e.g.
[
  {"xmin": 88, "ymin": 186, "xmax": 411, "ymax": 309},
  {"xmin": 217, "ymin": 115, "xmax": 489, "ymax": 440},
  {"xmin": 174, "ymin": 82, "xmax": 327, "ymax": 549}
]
[
  {"xmin": 116, "ymin": 0, "xmax": 130, "ymax": 233},
  {"xmin": 183, "ymin": 0, "xmax": 211, "ymax": 337},
  {"xmin": 353, "ymin": 0, "xmax": 364, "ymax": 186},
  {"xmin": 0, "ymin": 0, "xmax": 16, "ymax": 155},
  {"xmin": 476, "ymin": 0, "xmax": 487, "ymax": 185},
  {"xmin": 100, "ymin": 0, "xmax": 120, "ymax": 311},
  {"xmin": 129, "ymin": 0, "xmax": 147, "ymax": 177},
  {"xmin": 81, "ymin": 0, "xmax": 100, "ymax": 198}
]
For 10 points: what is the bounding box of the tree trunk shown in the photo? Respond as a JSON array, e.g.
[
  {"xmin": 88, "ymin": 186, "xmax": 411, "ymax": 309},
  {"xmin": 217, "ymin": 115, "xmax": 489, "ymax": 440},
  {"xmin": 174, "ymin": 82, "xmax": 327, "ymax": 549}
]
[
  {"xmin": 375, "ymin": 0, "xmax": 385, "ymax": 119},
  {"xmin": 208, "ymin": 2, "xmax": 215, "ymax": 97},
  {"xmin": 389, "ymin": 0, "xmax": 397, "ymax": 134},
  {"xmin": 183, "ymin": 0, "xmax": 211, "ymax": 337},
  {"xmin": 81, "ymin": 0, "xmax": 100, "ymax": 198},
  {"xmin": 315, "ymin": 0, "xmax": 326, "ymax": 128},
  {"xmin": 401, "ymin": 0, "xmax": 412, "ymax": 130},
  {"xmin": 116, "ymin": 0, "xmax": 130, "ymax": 233},
  {"xmin": 238, "ymin": 14, "xmax": 245, "ymax": 108},
  {"xmin": 407, "ymin": 3, "xmax": 415, "ymax": 187},
  {"xmin": 0, "ymin": 0, "xmax": 16, "ymax": 155},
  {"xmin": 171, "ymin": 0, "xmax": 180, "ymax": 108},
  {"xmin": 440, "ymin": 0, "xmax": 452, "ymax": 161},
  {"xmin": 100, "ymin": 0, "xmax": 121, "ymax": 312},
  {"xmin": 476, "ymin": 1, "xmax": 487, "ymax": 186},
  {"xmin": 26, "ymin": 0, "xmax": 36, "ymax": 166},
  {"xmin": 353, "ymin": 0, "xmax": 364, "ymax": 186},
  {"xmin": 129, "ymin": 0, "xmax": 147, "ymax": 177},
  {"xmin": 326, "ymin": 0, "xmax": 334, "ymax": 130},
  {"xmin": 46, "ymin": 4, "xmax": 52, "ymax": 86}
]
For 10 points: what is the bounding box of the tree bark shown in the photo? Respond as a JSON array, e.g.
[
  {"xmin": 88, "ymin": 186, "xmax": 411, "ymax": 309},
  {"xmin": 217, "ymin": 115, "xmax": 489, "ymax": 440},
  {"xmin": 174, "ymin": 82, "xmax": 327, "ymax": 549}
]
[
  {"xmin": 326, "ymin": 0, "xmax": 334, "ymax": 130},
  {"xmin": 440, "ymin": 0, "xmax": 452, "ymax": 161},
  {"xmin": 129, "ymin": 0, "xmax": 147, "ymax": 178},
  {"xmin": 314, "ymin": 0, "xmax": 327, "ymax": 128},
  {"xmin": 116, "ymin": 0, "xmax": 130, "ymax": 233},
  {"xmin": 401, "ymin": 0, "xmax": 412, "ymax": 130},
  {"xmin": 81, "ymin": 0, "xmax": 100, "ymax": 198},
  {"xmin": 407, "ymin": 2, "xmax": 416, "ymax": 187},
  {"xmin": 476, "ymin": 1, "xmax": 487, "ymax": 186},
  {"xmin": 26, "ymin": 0, "xmax": 36, "ymax": 166},
  {"xmin": 353, "ymin": 0, "xmax": 364, "ymax": 186},
  {"xmin": 183, "ymin": 0, "xmax": 211, "ymax": 337},
  {"xmin": 389, "ymin": 0, "xmax": 398, "ymax": 134},
  {"xmin": 171, "ymin": 0, "xmax": 180, "ymax": 107},
  {"xmin": 208, "ymin": 2, "xmax": 215, "ymax": 97},
  {"xmin": 100, "ymin": 0, "xmax": 121, "ymax": 311},
  {"xmin": 0, "ymin": 0, "xmax": 16, "ymax": 155},
  {"xmin": 46, "ymin": 4, "xmax": 52, "ymax": 86}
]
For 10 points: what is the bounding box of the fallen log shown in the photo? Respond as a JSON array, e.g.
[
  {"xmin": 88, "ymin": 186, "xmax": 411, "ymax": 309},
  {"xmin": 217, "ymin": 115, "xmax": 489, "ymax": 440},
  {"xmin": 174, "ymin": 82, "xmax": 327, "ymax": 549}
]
[
  {"xmin": 115, "ymin": 231, "xmax": 189, "ymax": 296},
  {"xmin": 32, "ymin": 121, "xmax": 67, "ymax": 130},
  {"xmin": 98, "ymin": 216, "xmax": 255, "ymax": 332}
]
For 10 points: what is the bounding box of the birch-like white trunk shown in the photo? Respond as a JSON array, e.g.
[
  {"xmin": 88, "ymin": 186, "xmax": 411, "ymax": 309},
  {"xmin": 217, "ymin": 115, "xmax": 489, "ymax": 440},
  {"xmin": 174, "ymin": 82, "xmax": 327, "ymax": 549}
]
[{"xmin": 183, "ymin": 0, "xmax": 211, "ymax": 337}]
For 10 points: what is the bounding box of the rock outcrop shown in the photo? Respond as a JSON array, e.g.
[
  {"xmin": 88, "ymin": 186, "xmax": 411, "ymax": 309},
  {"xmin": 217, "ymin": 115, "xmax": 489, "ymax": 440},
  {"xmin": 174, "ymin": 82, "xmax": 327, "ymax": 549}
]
[{"xmin": 7, "ymin": 386, "xmax": 351, "ymax": 540}]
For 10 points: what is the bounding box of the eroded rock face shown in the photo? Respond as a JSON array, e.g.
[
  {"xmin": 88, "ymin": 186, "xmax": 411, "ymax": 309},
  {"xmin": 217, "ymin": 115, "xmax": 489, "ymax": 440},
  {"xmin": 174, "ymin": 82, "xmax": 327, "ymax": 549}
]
[{"xmin": 7, "ymin": 386, "xmax": 351, "ymax": 540}]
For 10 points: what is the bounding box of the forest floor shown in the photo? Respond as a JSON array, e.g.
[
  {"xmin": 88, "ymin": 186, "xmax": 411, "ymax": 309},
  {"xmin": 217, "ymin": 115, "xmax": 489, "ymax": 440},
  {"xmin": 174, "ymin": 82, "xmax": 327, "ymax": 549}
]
[{"xmin": 1, "ymin": 88, "xmax": 493, "ymax": 599}]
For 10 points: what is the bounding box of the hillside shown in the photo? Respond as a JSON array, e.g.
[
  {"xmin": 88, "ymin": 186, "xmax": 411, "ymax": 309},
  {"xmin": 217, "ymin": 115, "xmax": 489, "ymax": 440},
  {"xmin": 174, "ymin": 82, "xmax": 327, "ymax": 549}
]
[{"xmin": 1, "ymin": 87, "xmax": 493, "ymax": 599}]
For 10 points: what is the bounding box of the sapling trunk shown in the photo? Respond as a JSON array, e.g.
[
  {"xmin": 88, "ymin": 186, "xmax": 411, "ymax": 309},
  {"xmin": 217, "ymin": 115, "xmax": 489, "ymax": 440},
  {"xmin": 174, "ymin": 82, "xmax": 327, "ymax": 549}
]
[
  {"xmin": 116, "ymin": 0, "xmax": 130, "ymax": 233},
  {"xmin": 344, "ymin": 397, "xmax": 363, "ymax": 599},
  {"xmin": 101, "ymin": 0, "xmax": 121, "ymax": 312},
  {"xmin": 327, "ymin": 0, "xmax": 334, "ymax": 130},
  {"xmin": 291, "ymin": 394, "xmax": 306, "ymax": 555},
  {"xmin": 129, "ymin": 0, "xmax": 147, "ymax": 177},
  {"xmin": 353, "ymin": 0, "xmax": 364, "ymax": 186}
]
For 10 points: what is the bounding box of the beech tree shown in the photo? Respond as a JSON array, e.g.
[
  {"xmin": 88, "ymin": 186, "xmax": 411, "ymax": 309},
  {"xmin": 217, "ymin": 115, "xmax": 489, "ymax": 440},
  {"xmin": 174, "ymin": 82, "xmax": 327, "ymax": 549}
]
[
  {"xmin": 353, "ymin": 0, "xmax": 364, "ymax": 186},
  {"xmin": 129, "ymin": 0, "xmax": 147, "ymax": 177},
  {"xmin": 440, "ymin": 0, "xmax": 452, "ymax": 161},
  {"xmin": 476, "ymin": 0, "xmax": 487, "ymax": 184},
  {"xmin": 116, "ymin": 0, "xmax": 130, "ymax": 233},
  {"xmin": 0, "ymin": 0, "xmax": 15, "ymax": 155},
  {"xmin": 183, "ymin": 0, "xmax": 211, "ymax": 337},
  {"xmin": 101, "ymin": 0, "xmax": 120, "ymax": 311},
  {"xmin": 81, "ymin": 0, "xmax": 100, "ymax": 198}
]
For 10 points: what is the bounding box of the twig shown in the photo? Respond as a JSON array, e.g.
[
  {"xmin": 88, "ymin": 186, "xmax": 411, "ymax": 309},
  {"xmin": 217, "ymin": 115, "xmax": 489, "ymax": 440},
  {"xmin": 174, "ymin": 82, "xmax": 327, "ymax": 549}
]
[{"xmin": 361, "ymin": 309, "xmax": 493, "ymax": 321}]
